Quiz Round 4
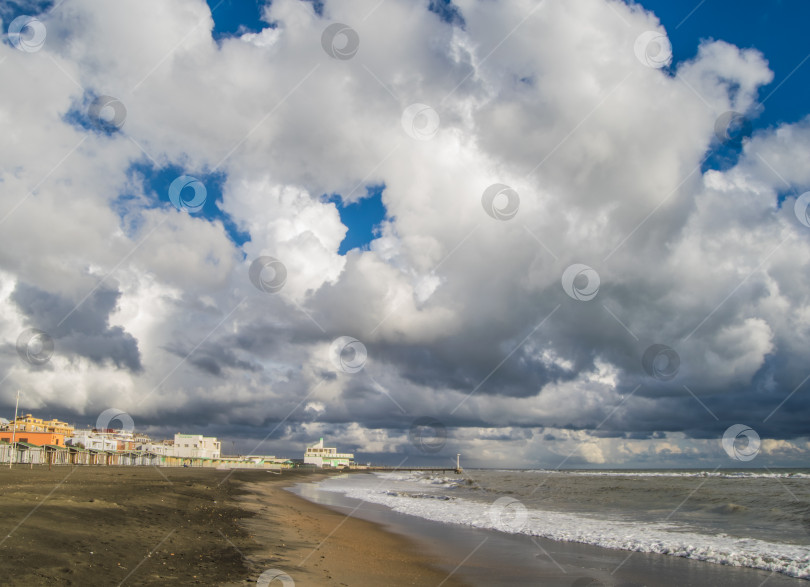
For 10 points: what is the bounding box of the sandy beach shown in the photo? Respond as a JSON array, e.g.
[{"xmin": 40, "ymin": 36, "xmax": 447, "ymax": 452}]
[{"xmin": 0, "ymin": 466, "xmax": 463, "ymax": 586}]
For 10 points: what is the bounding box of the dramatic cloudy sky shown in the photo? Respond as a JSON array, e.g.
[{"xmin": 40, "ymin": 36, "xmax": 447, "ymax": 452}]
[{"xmin": 2, "ymin": 0, "xmax": 809, "ymax": 468}]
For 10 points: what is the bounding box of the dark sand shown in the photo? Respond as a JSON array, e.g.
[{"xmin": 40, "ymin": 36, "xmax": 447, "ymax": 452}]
[{"xmin": 0, "ymin": 466, "xmax": 464, "ymax": 586}]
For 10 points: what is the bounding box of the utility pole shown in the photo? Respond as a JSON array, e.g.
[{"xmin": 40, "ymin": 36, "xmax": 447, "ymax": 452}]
[{"xmin": 9, "ymin": 390, "xmax": 20, "ymax": 468}]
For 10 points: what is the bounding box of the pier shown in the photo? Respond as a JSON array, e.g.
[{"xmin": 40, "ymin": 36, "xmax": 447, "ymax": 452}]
[
  {"xmin": 362, "ymin": 453, "xmax": 463, "ymax": 474},
  {"xmin": 363, "ymin": 466, "xmax": 462, "ymax": 473}
]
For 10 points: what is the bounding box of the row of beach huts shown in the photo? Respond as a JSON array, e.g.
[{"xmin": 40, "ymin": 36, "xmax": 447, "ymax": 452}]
[{"xmin": 0, "ymin": 442, "xmax": 296, "ymax": 469}]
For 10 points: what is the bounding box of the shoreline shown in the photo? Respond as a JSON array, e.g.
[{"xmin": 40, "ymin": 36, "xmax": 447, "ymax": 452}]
[
  {"xmin": 293, "ymin": 471, "xmax": 810, "ymax": 586},
  {"xmin": 238, "ymin": 474, "xmax": 466, "ymax": 586}
]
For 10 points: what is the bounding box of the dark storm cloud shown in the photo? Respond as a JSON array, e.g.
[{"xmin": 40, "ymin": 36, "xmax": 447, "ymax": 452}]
[
  {"xmin": 161, "ymin": 275, "xmax": 810, "ymax": 446},
  {"xmin": 368, "ymin": 331, "xmax": 573, "ymax": 398},
  {"xmin": 11, "ymin": 282, "xmax": 142, "ymax": 372},
  {"xmin": 164, "ymin": 342, "xmax": 263, "ymax": 377}
]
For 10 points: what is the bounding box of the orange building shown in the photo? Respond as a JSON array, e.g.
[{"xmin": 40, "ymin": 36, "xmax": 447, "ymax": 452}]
[
  {"xmin": 7, "ymin": 414, "xmax": 74, "ymax": 437},
  {"xmin": 116, "ymin": 439, "xmax": 136, "ymax": 451},
  {"xmin": 0, "ymin": 431, "xmax": 66, "ymax": 446}
]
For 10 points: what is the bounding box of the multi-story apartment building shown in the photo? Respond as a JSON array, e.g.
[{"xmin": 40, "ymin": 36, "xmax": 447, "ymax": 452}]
[
  {"xmin": 172, "ymin": 434, "xmax": 221, "ymax": 459},
  {"xmin": 4, "ymin": 414, "xmax": 73, "ymax": 437}
]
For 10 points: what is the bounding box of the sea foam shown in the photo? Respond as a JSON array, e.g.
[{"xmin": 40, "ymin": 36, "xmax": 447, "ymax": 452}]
[{"xmin": 317, "ymin": 472, "xmax": 810, "ymax": 580}]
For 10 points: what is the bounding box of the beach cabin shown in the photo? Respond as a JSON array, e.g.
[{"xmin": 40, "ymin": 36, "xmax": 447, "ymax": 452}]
[
  {"xmin": 44, "ymin": 444, "xmax": 70, "ymax": 466},
  {"xmin": 0, "ymin": 441, "xmax": 12, "ymax": 464},
  {"xmin": 67, "ymin": 445, "xmax": 92, "ymax": 465},
  {"xmin": 12, "ymin": 442, "xmax": 44, "ymax": 465}
]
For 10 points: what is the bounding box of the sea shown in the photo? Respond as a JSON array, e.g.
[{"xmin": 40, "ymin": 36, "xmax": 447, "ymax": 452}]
[{"xmin": 295, "ymin": 468, "xmax": 810, "ymax": 583}]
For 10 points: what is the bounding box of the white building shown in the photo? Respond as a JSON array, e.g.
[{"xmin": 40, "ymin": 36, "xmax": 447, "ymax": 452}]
[
  {"xmin": 173, "ymin": 433, "xmax": 221, "ymax": 459},
  {"xmin": 133, "ymin": 432, "xmax": 151, "ymax": 444},
  {"xmin": 304, "ymin": 437, "xmax": 354, "ymax": 468},
  {"xmin": 67, "ymin": 429, "xmax": 117, "ymax": 451},
  {"xmin": 137, "ymin": 441, "xmax": 174, "ymax": 456}
]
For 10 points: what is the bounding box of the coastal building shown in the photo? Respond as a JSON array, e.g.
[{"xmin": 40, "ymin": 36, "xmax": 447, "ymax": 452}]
[
  {"xmin": 304, "ymin": 437, "xmax": 354, "ymax": 468},
  {"xmin": 173, "ymin": 433, "xmax": 221, "ymax": 459},
  {"xmin": 113, "ymin": 431, "xmax": 137, "ymax": 452},
  {"xmin": 2, "ymin": 413, "xmax": 73, "ymax": 437},
  {"xmin": 136, "ymin": 440, "xmax": 174, "ymax": 456},
  {"xmin": 133, "ymin": 432, "xmax": 151, "ymax": 444},
  {"xmin": 0, "ymin": 431, "xmax": 66, "ymax": 446},
  {"xmin": 67, "ymin": 429, "xmax": 118, "ymax": 451}
]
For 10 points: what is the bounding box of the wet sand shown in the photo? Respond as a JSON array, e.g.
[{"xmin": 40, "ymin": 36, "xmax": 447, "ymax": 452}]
[
  {"xmin": 238, "ymin": 478, "xmax": 465, "ymax": 586},
  {"xmin": 0, "ymin": 466, "xmax": 463, "ymax": 586}
]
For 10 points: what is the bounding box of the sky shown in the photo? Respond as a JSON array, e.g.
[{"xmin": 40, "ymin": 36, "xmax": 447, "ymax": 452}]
[{"xmin": 1, "ymin": 0, "xmax": 809, "ymax": 468}]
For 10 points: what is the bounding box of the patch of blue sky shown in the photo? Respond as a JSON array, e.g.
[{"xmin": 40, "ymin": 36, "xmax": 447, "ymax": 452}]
[
  {"xmin": 117, "ymin": 162, "xmax": 250, "ymax": 248},
  {"xmin": 63, "ymin": 92, "xmax": 125, "ymax": 137},
  {"xmin": 635, "ymin": 0, "xmax": 810, "ymax": 173},
  {"xmin": 328, "ymin": 185, "xmax": 388, "ymax": 255},
  {"xmin": 206, "ymin": 0, "xmax": 268, "ymax": 40},
  {"xmin": 0, "ymin": 0, "xmax": 51, "ymax": 23},
  {"xmin": 429, "ymin": 0, "xmax": 465, "ymax": 27}
]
